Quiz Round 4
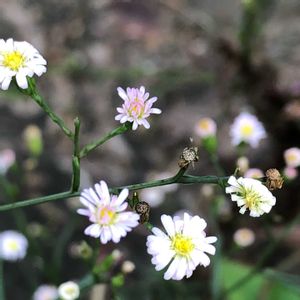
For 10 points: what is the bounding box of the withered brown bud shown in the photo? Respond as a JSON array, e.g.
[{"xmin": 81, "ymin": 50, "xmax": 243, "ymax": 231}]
[
  {"xmin": 135, "ymin": 201, "xmax": 150, "ymax": 223},
  {"xmin": 178, "ymin": 147, "xmax": 199, "ymax": 168},
  {"xmin": 265, "ymin": 168, "xmax": 284, "ymax": 190}
]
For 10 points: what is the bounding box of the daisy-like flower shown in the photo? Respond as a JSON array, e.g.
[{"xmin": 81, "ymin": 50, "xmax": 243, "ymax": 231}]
[
  {"xmin": 225, "ymin": 176, "xmax": 276, "ymax": 217},
  {"xmin": 33, "ymin": 285, "xmax": 58, "ymax": 300},
  {"xmin": 146, "ymin": 213, "xmax": 217, "ymax": 280},
  {"xmin": 0, "ymin": 38, "xmax": 47, "ymax": 90},
  {"xmin": 115, "ymin": 86, "xmax": 161, "ymax": 130},
  {"xmin": 77, "ymin": 180, "xmax": 139, "ymax": 244},
  {"xmin": 0, "ymin": 230, "xmax": 28, "ymax": 261},
  {"xmin": 230, "ymin": 112, "xmax": 266, "ymax": 148},
  {"xmin": 244, "ymin": 168, "xmax": 264, "ymax": 179},
  {"xmin": 284, "ymin": 147, "xmax": 300, "ymax": 168},
  {"xmin": 58, "ymin": 281, "xmax": 79, "ymax": 300},
  {"xmin": 194, "ymin": 117, "xmax": 217, "ymax": 138}
]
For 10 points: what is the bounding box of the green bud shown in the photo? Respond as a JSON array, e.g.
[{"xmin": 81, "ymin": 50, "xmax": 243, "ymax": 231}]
[
  {"xmin": 111, "ymin": 274, "xmax": 124, "ymax": 288},
  {"xmin": 23, "ymin": 125, "xmax": 43, "ymax": 157}
]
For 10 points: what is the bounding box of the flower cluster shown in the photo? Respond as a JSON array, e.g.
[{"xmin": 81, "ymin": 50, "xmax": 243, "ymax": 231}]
[
  {"xmin": 115, "ymin": 86, "xmax": 161, "ymax": 130},
  {"xmin": 77, "ymin": 180, "xmax": 140, "ymax": 244},
  {"xmin": 226, "ymin": 176, "xmax": 276, "ymax": 217},
  {"xmin": 147, "ymin": 213, "xmax": 217, "ymax": 280},
  {"xmin": 0, "ymin": 38, "xmax": 47, "ymax": 90}
]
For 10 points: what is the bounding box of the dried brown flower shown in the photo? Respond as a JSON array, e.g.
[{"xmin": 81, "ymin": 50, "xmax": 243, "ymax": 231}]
[{"xmin": 265, "ymin": 168, "xmax": 284, "ymax": 190}]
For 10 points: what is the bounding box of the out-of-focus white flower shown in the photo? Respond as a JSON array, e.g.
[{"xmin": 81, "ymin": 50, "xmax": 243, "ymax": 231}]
[
  {"xmin": 140, "ymin": 188, "xmax": 165, "ymax": 207},
  {"xmin": 233, "ymin": 228, "xmax": 255, "ymax": 247},
  {"xmin": 77, "ymin": 181, "xmax": 139, "ymax": 244},
  {"xmin": 230, "ymin": 112, "xmax": 266, "ymax": 148},
  {"xmin": 33, "ymin": 285, "xmax": 58, "ymax": 300},
  {"xmin": 58, "ymin": 281, "xmax": 79, "ymax": 300},
  {"xmin": 244, "ymin": 168, "xmax": 264, "ymax": 179},
  {"xmin": 147, "ymin": 213, "xmax": 217, "ymax": 280},
  {"xmin": 283, "ymin": 166, "xmax": 298, "ymax": 180},
  {"xmin": 0, "ymin": 38, "xmax": 47, "ymax": 90},
  {"xmin": 194, "ymin": 117, "xmax": 217, "ymax": 138},
  {"xmin": 115, "ymin": 86, "xmax": 161, "ymax": 130},
  {"xmin": 121, "ymin": 260, "xmax": 136, "ymax": 274},
  {"xmin": 225, "ymin": 176, "xmax": 276, "ymax": 217},
  {"xmin": 0, "ymin": 149, "xmax": 15, "ymax": 175},
  {"xmin": 111, "ymin": 249, "xmax": 123, "ymax": 261},
  {"xmin": 284, "ymin": 147, "xmax": 300, "ymax": 168},
  {"xmin": 236, "ymin": 156, "xmax": 249, "ymax": 174},
  {"xmin": 0, "ymin": 230, "xmax": 28, "ymax": 261}
]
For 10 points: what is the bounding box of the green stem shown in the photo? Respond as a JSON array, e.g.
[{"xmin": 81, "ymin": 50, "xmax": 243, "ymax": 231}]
[
  {"xmin": 0, "ymin": 259, "xmax": 5, "ymax": 300},
  {"xmin": 223, "ymin": 213, "xmax": 300, "ymax": 297},
  {"xmin": 71, "ymin": 118, "xmax": 81, "ymax": 192},
  {"xmin": 24, "ymin": 78, "xmax": 74, "ymax": 140},
  {"xmin": 79, "ymin": 124, "xmax": 131, "ymax": 158},
  {"xmin": 0, "ymin": 173, "xmax": 228, "ymax": 211},
  {"xmin": 0, "ymin": 191, "xmax": 77, "ymax": 212}
]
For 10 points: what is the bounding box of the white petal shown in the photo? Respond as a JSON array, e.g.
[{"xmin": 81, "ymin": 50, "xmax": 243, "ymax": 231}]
[{"xmin": 161, "ymin": 215, "xmax": 175, "ymax": 237}]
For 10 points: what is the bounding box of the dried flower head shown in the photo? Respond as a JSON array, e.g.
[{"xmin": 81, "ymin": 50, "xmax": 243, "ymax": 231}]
[
  {"xmin": 178, "ymin": 147, "xmax": 199, "ymax": 168},
  {"xmin": 265, "ymin": 168, "xmax": 284, "ymax": 190},
  {"xmin": 135, "ymin": 201, "xmax": 150, "ymax": 223}
]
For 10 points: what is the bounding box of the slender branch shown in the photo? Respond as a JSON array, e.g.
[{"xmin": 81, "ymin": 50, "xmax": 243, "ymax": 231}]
[
  {"xmin": 23, "ymin": 78, "xmax": 74, "ymax": 140},
  {"xmin": 0, "ymin": 172, "xmax": 228, "ymax": 211},
  {"xmin": 79, "ymin": 123, "xmax": 131, "ymax": 158},
  {"xmin": 71, "ymin": 117, "xmax": 81, "ymax": 192},
  {"xmin": 0, "ymin": 191, "xmax": 78, "ymax": 212}
]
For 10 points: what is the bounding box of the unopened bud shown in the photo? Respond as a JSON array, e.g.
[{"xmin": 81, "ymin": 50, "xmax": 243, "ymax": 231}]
[{"xmin": 121, "ymin": 260, "xmax": 135, "ymax": 274}]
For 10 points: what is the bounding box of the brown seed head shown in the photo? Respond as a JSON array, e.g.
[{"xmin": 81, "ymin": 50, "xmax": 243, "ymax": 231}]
[{"xmin": 265, "ymin": 168, "xmax": 284, "ymax": 190}]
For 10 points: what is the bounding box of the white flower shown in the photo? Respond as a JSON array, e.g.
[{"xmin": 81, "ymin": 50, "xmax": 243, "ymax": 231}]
[
  {"xmin": 225, "ymin": 176, "xmax": 276, "ymax": 217},
  {"xmin": 236, "ymin": 156, "xmax": 249, "ymax": 174},
  {"xmin": 115, "ymin": 86, "xmax": 161, "ymax": 130},
  {"xmin": 58, "ymin": 281, "xmax": 79, "ymax": 300},
  {"xmin": 146, "ymin": 213, "xmax": 217, "ymax": 280},
  {"xmin": 233, "ymin": 228, "xmax": 255, "ymax": 247},
  {"xmin": 0, "ymin": 149, "xmax": 15, "ymax": 175},
  {"xmin": 33, "ymin": 285, "xmax": 58, "ymax": 300},
  {"xmin": 0, "ymin": 38, "xmax": 47, "ymax": 90},
  {"xmin": 77, "ymin": 180, "xmax": 139, "ymax": 244},
  {"xmin": 230, "ymin": 112, "xmax": 266, "ymax": 148},
  {"xmin": 0, "ymin": 230, "xmax": 28, "ymax": 261},
  {"xmin": 194, "ymin": 117, "xmax": 217, "ymax": 138},
  {"xmin": 244, "ymin": 168, "xmax": 264, "ymax": 179},
  {"xmin": 121, "ymin": 260, "xmax": 136, "ymax": 274},
  {"xmin": 284, "ymin": 147, "xmax": 300, "ymax": 168}
]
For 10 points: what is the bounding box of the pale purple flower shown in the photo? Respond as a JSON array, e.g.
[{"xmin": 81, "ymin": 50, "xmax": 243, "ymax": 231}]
[
  {"xmin": 0, "ymin": 149, "xmax": 15, "ymax": 175},
  {"xmin": 77, "ymin": 181, "xmax": 139, "ymax": 244},
  {"xmin": 115, "ymin": 86, "xmax": 161, "ymax": 130}
]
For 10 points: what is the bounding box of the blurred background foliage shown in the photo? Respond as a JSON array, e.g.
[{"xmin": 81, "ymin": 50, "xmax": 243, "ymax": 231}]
[{"xmin": 0, "ymin": 0, "xmax": 300, "ymax": 299}]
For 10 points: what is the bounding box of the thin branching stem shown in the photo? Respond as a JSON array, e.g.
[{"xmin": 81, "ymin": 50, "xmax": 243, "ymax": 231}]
[{"xmin": 0, "ymin": 173, "xmax": 228, "ymax": 211}]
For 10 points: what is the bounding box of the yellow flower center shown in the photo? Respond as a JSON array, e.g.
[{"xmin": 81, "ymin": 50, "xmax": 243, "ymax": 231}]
[
  {"xmin": 97, "ymin": 206, "xmax": 116, "ymax": 225},
  {"xmin": 7, "ymin": 240, "xmax": 19, "ymax": 251},
  {"xmin": 286, "ymin": 153, "xmax": 297, "ymax": 163},
  {"xmin": 171, "ymin": 234, "xmax": 194, "ymax": 257},
  {"xmin": 3, "ymin": 51, "xmax": 25, "ymax": 71},
  {"xmin": 198, "ymin": 119, "xmax": 210, "ymax": 130},
  {"xmin": 243, "ymin": 189, "xmax": 261, "ymax": 210},
  {"xmin": 240, "ymin": 124, "xmax": 254, "ymax": 137}
]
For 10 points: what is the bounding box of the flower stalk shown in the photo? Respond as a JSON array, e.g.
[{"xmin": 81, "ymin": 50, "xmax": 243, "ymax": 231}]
[{"xmin": 79, "ymin": 123, "xmax": 131, "ymax": 158}]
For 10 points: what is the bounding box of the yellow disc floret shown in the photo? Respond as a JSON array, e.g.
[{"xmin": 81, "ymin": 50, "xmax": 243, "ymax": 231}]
[
  {"xmin": 3, "ymin": 51, "xmax": 25, "ymax": 71},
  {"xmin": 97, "ymin": 206, "xmax": 116, "ymax": 225},
  {"xmin": 240, "ymin": 124, "xmax": 254, "ymax": 137},
  {"xmin": 7, "ymin": 240, "xmax": 19, "ymax": 251},
  {"xmin": 171, "ymin": 234, "xmax": 195, "ymax": 257}
]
